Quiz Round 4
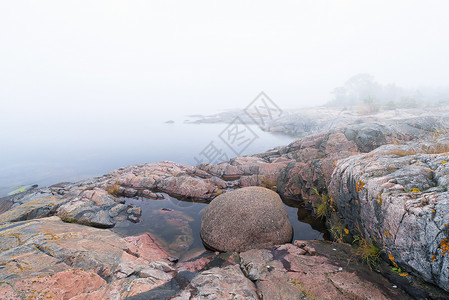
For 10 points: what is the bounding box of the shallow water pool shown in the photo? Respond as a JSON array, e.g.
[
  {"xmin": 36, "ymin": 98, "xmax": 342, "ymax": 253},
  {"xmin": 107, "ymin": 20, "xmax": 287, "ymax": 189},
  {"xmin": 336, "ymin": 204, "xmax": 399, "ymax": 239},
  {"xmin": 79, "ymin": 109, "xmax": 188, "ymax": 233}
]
[{"xmin": 112, "ymin": 194, "xmax": 329, "ymax": 261}]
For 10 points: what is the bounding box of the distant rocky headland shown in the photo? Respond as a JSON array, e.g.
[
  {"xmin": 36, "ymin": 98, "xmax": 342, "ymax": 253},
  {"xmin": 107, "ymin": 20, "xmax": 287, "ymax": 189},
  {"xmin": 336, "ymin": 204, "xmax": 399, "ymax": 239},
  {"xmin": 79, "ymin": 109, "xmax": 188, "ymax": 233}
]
[
  {"xmin": 1, "ymin": 107, "xmax": 449, "ymax": 299},
  {"xmin": 186, "ymin": 105, "xmax": 449, "ymax": 137}
]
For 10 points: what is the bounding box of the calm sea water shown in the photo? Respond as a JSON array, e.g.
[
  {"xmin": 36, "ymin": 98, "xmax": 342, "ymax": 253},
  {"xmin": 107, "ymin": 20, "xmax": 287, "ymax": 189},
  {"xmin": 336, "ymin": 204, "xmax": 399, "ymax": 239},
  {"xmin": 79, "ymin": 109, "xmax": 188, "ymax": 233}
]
[{"xmin": 0, "ymin": 117, "xmax": 293, "ymax": 197}]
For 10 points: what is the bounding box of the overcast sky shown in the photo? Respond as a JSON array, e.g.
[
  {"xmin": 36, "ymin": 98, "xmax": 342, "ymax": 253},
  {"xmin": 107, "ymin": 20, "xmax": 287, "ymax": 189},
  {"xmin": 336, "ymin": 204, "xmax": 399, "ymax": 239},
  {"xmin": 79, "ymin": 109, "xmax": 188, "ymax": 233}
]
[{"xmin": 1, "ymin": 0, "xmax": 449, "ymax": 121}]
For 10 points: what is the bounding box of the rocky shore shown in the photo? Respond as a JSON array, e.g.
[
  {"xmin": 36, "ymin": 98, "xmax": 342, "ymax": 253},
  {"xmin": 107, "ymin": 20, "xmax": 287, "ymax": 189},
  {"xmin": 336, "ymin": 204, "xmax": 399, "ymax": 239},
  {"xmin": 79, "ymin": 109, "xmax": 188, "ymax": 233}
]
[
  {"xmin": 186, "ymin": 105, "xmax": 449, "ymax": 137},
  {"xmin": 2, "ymin": 109, "xmax": 449, "ymax": 299}
]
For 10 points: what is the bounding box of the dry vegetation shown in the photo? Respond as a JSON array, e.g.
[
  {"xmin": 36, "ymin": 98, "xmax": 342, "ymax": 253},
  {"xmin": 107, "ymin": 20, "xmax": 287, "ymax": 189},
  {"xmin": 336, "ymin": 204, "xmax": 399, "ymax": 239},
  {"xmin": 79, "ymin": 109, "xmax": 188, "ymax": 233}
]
[
  {"xmin": 107, "ymin": 180, "xmax": 120, "ymax": 197},
  {"xmin": 313, "ymin": 188, "xmax": 381, "ymax": 268}
]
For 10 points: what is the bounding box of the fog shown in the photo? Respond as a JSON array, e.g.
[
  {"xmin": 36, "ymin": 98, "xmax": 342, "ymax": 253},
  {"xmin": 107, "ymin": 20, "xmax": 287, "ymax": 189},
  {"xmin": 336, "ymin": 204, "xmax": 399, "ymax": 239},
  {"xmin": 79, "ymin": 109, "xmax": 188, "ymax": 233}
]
[
  {"xmin": 2, "ymin": 0, "xmax": 449, "ymax": 121},
  {"xmin": 1, "ymin": 0, "xmax": 449, "ymax": 190}
]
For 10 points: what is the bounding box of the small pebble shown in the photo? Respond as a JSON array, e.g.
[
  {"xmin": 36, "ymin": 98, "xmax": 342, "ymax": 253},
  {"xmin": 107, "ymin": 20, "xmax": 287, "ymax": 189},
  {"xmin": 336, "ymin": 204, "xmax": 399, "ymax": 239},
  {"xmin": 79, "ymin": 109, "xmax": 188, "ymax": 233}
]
[
  {"xmin": 332, "ymin": 248, "xmax": 337, "ymax": 251},
  {"xmin": 338, "ymin": 267, "xmax": 343, "ymax": 271},
  {"xmin": 392, "ymin": 285, "xmax": 397, "ymax": 289},
  {"xmin": 127, "ymin": 215, "xmax": 139, "ymax": 223}
]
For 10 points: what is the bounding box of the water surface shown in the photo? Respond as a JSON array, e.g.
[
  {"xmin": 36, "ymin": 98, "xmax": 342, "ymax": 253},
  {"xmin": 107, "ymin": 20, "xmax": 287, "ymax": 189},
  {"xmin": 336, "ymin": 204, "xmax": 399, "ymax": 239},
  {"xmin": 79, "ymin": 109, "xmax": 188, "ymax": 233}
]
[
  {"xmin": 0, "ymin": 120, "xmax": 294, "ymax": 197},
  {"xmin": 112, "ymin": 194, "xmax": 328, "ymax": 260}
]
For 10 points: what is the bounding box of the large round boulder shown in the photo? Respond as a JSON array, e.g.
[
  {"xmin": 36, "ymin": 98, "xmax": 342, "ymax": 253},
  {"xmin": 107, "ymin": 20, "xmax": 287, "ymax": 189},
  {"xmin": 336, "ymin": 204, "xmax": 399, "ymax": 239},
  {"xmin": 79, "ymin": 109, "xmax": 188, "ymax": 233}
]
[{"xmin": 200, "ymin": 186, "xmax": 293, "ymax": 252}]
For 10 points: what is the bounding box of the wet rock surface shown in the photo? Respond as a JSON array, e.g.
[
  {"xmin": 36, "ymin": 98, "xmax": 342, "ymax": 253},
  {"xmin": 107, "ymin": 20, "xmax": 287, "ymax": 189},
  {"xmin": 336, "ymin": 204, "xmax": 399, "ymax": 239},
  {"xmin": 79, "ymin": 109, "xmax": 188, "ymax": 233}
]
[
  {"xmin": 201, "ymin": 186, "xmax": 293, "ymax": 252},
  {"xmin": 2, "ymin": 111, "xmax": 449, "ymax": 297}
]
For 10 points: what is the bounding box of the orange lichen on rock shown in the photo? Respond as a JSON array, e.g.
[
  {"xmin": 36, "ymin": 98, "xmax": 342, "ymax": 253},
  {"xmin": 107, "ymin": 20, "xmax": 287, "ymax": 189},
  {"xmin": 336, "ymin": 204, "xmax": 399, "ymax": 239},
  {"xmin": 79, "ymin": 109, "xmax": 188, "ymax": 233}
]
[
  {"xmin": 440, "ymin": 239, "xmax": 449, "ymax": 256},
  {"xmin": 356, "ymin": 180, "xmax": 365, "ymax": 192},
  {"xmin": 389, "ymin": 253, "xmax": 399, "ymax": 268},
  {"xmin": 376, "ymin": 193, "xmax": 382, "ymax": 205}
]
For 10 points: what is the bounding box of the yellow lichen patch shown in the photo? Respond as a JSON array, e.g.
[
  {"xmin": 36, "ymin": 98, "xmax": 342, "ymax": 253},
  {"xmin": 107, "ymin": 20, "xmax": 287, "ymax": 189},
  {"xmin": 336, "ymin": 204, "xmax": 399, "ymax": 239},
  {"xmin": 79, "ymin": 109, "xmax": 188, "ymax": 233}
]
[
  {"xmin": 43, "ymin": 231, "xmax": 62, "ymax": 241},
  {"xmin": 344, "ymin": 228, "xmax": 349, "ymax": 234},
  {"xmin": 399, "ymin": 273, "xmax": 408, "ymax": 277},
  {"xmin": 431, "ymin": 209, "xmax": 436, "ymax": 213},
  {"xmin": 431, "ymin": 254, "xmax": 437, "ymax": 262},
  {"xmin": 389, "ymin": 253, "xmax": 399, "ymax": 268},
  {"xmin": 439, "ymin": 239, "xmax": 449, "ymax": 256},
  {"xmin": 376, "ymin": 193, "xmax": 383, "ymax": 205},
  {"xmin": 385, "ymin": 229, "xmax": 391, "ymax": 239},
  {"xmin": 287, "ymin": 278, "xmax": 316, "ymax": 298},
  {"xmin": 441, "ymin": 161, "xmax": 447, "ymax": 164},
  {"xmin": 356, "ymin": 180, "xmax": 365, "ymax": 192},
  {"xmin": 411, "ymin": 188, "xmax": 421, "ymax": 193}
]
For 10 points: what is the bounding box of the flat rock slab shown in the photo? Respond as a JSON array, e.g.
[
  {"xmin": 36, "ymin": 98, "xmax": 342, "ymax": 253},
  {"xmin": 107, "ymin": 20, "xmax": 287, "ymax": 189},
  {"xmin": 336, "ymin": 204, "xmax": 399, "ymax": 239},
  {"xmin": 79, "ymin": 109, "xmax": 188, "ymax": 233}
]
[
  {"xmin": 0, "ymin": 216, "xmax": 126, "ymax": 281},
  {"xmin": 0, "ymin": 217, "xmax": 176, "ymax": 299},
  {"xmin": 240, "ymin": 240, "xmax": 413, "ymax": 300},
  {"xmin": 0, "ymin": 193, "xmax": 65, "ymax": 224}
]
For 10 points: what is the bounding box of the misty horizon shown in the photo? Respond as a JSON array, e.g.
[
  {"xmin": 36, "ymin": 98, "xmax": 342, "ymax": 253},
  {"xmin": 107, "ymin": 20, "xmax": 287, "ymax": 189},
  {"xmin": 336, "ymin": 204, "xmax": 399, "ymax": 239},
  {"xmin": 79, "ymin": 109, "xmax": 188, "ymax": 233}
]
[
  {"xmin": 2, "ymin": 1, "xmax": 449, "ymax": 122},
  {"xmin": 2, "ymin": 0, "xmax": 449, "ymax": 191}
]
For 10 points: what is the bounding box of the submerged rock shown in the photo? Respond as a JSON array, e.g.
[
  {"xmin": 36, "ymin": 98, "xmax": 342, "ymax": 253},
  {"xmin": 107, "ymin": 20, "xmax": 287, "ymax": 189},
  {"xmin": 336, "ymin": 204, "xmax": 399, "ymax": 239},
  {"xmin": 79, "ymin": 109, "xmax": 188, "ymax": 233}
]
[
  {"xmin": 200, "ymin": 186, "xmax": 293, "ymax": 252},
  {"xmin": 152, "ymin": 208, "xmax": 195, "ymax": 254}
]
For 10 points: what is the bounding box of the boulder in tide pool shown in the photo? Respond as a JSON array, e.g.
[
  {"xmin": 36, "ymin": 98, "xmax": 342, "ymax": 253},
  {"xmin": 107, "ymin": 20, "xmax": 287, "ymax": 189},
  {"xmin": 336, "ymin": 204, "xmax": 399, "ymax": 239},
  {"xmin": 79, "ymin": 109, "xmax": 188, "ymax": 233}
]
[{"xmin": 200, "ymin": 186, "xmax": 293, "ymax": 252}]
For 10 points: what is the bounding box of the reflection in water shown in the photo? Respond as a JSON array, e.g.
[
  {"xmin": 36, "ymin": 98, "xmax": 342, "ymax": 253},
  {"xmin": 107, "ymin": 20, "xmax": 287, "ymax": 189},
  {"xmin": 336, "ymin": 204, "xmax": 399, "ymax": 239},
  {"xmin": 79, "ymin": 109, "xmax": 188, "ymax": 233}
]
[
  {"xmin": 113, "ymin": 195, "xmax": 208, "ymax": 261},
  {"xmin": 112, "ymin": 193, "xmax": 329, "ymax": 261},
  {"xmin": 282, "ymin": 197, "xmax": 331, "ymax": 241}
]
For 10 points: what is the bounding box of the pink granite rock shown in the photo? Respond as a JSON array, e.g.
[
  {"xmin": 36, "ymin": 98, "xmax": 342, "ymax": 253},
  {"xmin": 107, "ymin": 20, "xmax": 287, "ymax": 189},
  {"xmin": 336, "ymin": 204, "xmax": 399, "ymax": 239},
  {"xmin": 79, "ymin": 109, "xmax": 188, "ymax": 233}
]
[{"xmin": 200, "ymin": 186, "xmax": 293, "ymax": 252}]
